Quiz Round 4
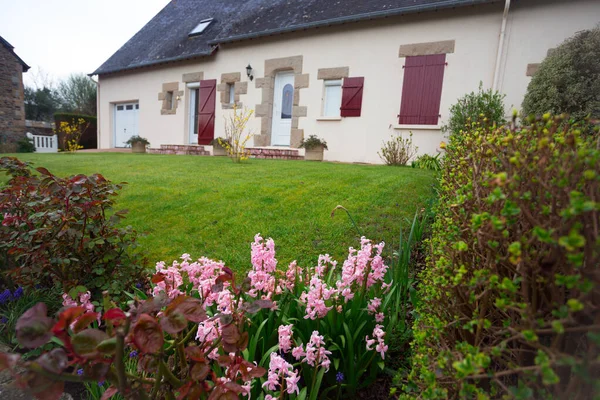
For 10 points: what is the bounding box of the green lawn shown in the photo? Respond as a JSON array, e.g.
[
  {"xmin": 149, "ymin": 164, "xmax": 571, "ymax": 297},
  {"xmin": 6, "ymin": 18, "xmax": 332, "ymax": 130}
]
[{"xmin": 4, "ymin": 153, "xmax": 435, "ymax": 273}]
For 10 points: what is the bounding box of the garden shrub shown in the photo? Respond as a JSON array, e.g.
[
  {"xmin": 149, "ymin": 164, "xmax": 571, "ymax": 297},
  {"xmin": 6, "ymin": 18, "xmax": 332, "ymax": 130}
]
[
  {"xmin": 16, "ymin": 136, "xmax": 36, "ymax": 153},
  {"xmin": 378, "ymin": 133, "xmax": 417, "ymax": 166},
  {"xmin": 0, "ymin": 157, "xmax": 147, "ymax": 299},
  {"xmin": 522, "ymin": 27, "xmax": 600, "ymax": 121},
  {"xmin": 442, "ymin": 82, "xmax": 506, "ymax": 137},
  {"xmin": 0, "ymin": 235, "xmax": 395, "ymax": 399},
  {"xmin": 411, "ymin": 153, "xmax": 442, "ymax": 172},
  {"xmin": 405, "ymin": 115, "xmax": 599, "ymax": 398}
]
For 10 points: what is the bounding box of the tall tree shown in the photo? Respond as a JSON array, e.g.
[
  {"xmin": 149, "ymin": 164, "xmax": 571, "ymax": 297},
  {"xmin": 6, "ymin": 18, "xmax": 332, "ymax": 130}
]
[
  {"xmin": 24, "ymin": 86, "xmax": 60, "ymax": 121},
  {"xmin": 57, "ymin": 73, "xmax": 97, "ymax": 116}
]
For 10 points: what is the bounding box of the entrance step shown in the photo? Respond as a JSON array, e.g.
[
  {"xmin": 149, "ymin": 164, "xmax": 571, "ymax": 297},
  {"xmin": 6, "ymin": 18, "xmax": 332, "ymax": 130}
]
[
  {"xmin": 247, "ymin": 147, "xmax": 304, "ymax": 160},
  {"xmin": 147, "ymin": 144, "xmax": 210, "ymax": 156}
]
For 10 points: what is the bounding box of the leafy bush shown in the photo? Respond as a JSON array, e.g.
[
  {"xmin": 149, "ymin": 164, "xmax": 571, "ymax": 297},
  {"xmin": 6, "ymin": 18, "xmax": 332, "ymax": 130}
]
[
  {"xmin": 522, "ymin": 27, "xmax": 600, "ymax": 121},
  {"xmin": 16, "ymin": 136, "xmax": 36, "ymax": 153},
  {"xmin": 300, "ymin": 135, "xmax": 328, "ymax": 150},
  {"xmin": 0, "ymin": 157, "xmax": 147, "ymax": 299},
  {"xmin": 378, "ymin": 133, "xmax": 417, "ymax": 166},
  {"xmin": 442, "ymin": 82, "xmax": 506, "ymax": 136},
  {"xmin": 124, "ymin": 135, "xmax": 150, "ymax": 146},
  {"xmin": 221, "ymin": 104, "xmax": 254, "ymax": 162},
  {"xmin": 0, "ymin": 234, "xmax": 397, "ymax": 399},
  {"xmin": 411, "ymin": 153, "xmax": 442, "ymax": 172},
  {"xmin": 405, "ymin": 115, "xmax": 599, "ymax": 398}
]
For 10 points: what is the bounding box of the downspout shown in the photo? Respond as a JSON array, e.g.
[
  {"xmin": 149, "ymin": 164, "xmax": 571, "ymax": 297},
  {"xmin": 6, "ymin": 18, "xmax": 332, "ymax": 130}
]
[
  {"xmin": 492, "ymin": 0, "xmax": 511, "ymax": 91},
  {"xmin": 89, "ymin": 75, "xmax": 100, "ymax": 149}
]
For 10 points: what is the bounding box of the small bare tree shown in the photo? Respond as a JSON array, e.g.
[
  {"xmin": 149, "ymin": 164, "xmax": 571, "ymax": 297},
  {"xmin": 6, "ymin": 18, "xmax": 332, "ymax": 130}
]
[
  {"xmin": 220, "ymin": 104, "xmax": 254, "ymax": 163},
  {"xmin": 378, "ymin": 133, "xmax": 418, "ymax": 166}
]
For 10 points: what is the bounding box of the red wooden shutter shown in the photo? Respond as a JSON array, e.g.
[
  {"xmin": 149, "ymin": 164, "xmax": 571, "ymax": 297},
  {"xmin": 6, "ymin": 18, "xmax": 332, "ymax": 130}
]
[
  {"xmin": 398, "ymin": 54, "xmax": 446, "ymax": 125},
  {"xmin": 419, "ymin": 54, "xmax": 446, "ymax": 125},
  {"xmin": 197, "ymin": 79, "xmax": 216, "ymax": 145},
  {"xmin": 340, "ymin": 77, "xmax": 364, "ymax": 117}
]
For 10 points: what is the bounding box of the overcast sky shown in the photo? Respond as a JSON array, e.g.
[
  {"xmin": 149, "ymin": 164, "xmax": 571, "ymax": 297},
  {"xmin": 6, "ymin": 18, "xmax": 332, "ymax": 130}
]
[{"xmin": 0, "ymin": 0, "xmax": 171, "ymax": 87}]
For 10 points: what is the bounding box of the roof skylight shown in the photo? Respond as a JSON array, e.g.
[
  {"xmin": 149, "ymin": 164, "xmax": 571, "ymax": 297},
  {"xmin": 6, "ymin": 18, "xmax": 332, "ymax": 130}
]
[{"xmin": 189, "ymin": 18, "xmax": 213, "ymax": 36}]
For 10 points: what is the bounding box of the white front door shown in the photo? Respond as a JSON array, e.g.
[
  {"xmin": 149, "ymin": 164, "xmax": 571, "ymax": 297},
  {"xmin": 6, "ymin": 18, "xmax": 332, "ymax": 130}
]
[
  {"xmin": 271, "ymin": 72, "xmax": 294, "ymax": 146},
  {"xmin": 114, "ymin": 102, "xmax": 139, "ymax": 148}
]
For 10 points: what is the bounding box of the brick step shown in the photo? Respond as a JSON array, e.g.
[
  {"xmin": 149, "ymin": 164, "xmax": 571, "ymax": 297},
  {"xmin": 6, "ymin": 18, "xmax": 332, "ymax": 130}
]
[
  {"xmin": 247, "ymin": 148, "xmax": 304, "ymax": 160},
  {"xmin": 160, "ymin": 144, "xmax": 207, "ymax": 151},
  {"xmin": 147, "ymin": 148, "xmax": 210, "ymax": 156}
]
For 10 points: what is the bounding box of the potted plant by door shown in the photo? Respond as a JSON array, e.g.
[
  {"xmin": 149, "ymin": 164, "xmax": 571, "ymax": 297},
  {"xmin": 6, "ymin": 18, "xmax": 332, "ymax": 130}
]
[
  {"xmin": 211, "ymin": 137, "xmax": 230, "ymax": 156},
  {"xmin": 300, "ymin": 135, "xmax": 328, "ymax": 161},
  {"xmin": 125, "ymin": 136, "xmax": 150, "ymax": 153}
]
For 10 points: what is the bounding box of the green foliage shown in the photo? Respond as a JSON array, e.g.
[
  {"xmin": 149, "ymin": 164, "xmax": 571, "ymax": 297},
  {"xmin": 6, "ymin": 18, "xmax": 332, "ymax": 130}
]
[
  {"xmin": 406, "ymin": 115, "xmax": 600, "ymax": 398},
  {"xmin": 411, "ymin": 153, "xmax": 442, "ymax": 172},
  {"xmin": 24, "ymin": 86, "xmax": 60, "ymax": 122},
  {"xmin": 16, "ymin": 136, "xmax": 36, "ymax": 153},
  {"xmin": 522, "ymin": 27, "xmax": 600, "ymax": 121},
  {"xmin": 54, "ymin": 112, "xmax": 96, "ymax": 124},
  {"xmin": 300, "ymin": 135, "xmax": 328, "ymax": 150},
  {"xmin": 442, "ymin": 82, "xmax": 506, "ymax": 136},
  {"xmin": 378, "ymin": 133, "xmax": 417, "ymax": 166},
  {"xmin": 0, "ymin": 157, "xmax": 147, "ymax": 299},
  {"xmin": 124, "ymin": 135, "xmax": 150, "ymax": 146},
  {"xmin": 57, "ymin": 73, "xmax": 97, "ymax": 116}
]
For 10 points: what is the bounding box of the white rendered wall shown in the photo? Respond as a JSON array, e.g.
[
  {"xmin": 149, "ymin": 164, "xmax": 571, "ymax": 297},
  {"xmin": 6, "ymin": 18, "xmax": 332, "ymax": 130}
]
[{"xmin": 97, "ymin": 0, "xmax": 600, "ymax": 164}]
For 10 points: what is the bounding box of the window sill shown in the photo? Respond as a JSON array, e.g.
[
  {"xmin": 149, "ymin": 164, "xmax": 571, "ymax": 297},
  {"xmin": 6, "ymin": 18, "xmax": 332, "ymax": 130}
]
[
  {"xmin": 316, "ymin": 116, "xmax": 342, "ymax": 121},
  {"xmin": 393, "ymin": 124, "xmax": 441, "ymax": 130}
]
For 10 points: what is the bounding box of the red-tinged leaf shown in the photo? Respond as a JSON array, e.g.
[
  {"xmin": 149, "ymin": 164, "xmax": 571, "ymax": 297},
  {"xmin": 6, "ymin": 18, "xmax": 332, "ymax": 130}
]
[
  {"xmin": 101, "ymin": 386, "xmax": 118, "ymax": 400},
  {"xmin": 185, "ymin": 346, "xmax": 206, "ymax": 362},
  {"xmin": 220, "ymin": 324, "xmax": 240, "ymax": 353},
  {"xmin": 254, "ymin": 299, "xmax": 274, "ymax": 309},
  {"xmin": 217, "ymin": 355, "xmax": 232, "ymax": 367},
  {"xmin": 177, "ymin": 382, "xmax": 205, "ymax": 400},
  {"xmin": 138, "ymin": 292, "xmax": 169, "ymax": 314},
  {"xmin": 52, "ymin": 306, "xmax": 85, "ymax": 333},
  {"xmin": 223, "ymin": 381, "xmax": 245, "ymax": 394},
  {"xmin": 160, "ymin": 312, "xmax": 187, "ymax": 335},
  {"xmin": 132, "ymin": 314, "xmax": 163, "ymax": 354},
  {"xmin": 173, "ymin": 297, "xmax": 207, "ymax": 323},
  {"xmin": 35, "ymin": 167, "xmax": 52, "ymax": 176},
  {"xmin": 243, "ymin": 302, "xmax": 261, "ymax": 314},
  {"xmin": 151, "ymin": 273, "xmax": 166, "ymax": 283},
  {"xmin": 72, "ymin": 312, "xmax": 98, "ymax": 333},
  {"xmin": 190, "ymin": 362, "xmax": 210, "ymax": 381},
  {"xmin": 137, "ymin": 354, "xmax": 157, "ymax": 373},
  {"xmin": 25, "ymin": 373, "xmax": 64, "ymax": 400},
  {"xmin": 215, "ymin": 274, "xmax": 231, "ymax": 284},
  {"xmin": 16, "ymin": 303, "xmax": 54, "ymax": 349},
  {"xmin": 222, "ymin": 267, "xmax": 233, "ymax": 276},
  {"xmin": 211, "ymin": 282, "xmax": 224, "ymax": 293},
  {"xmin": 247, "ymin": 364, "xmax": 266, "ymax": 379},
  {"xmin": 96, "ymin": 337, "xmax": 118, "ymax": 354},
  {"xmin": 219, "ymin": 313, "xmax": 233, "ymax": 325},
  {"xmin": 237, "ymin": 331, "xmax": 249, "ymax": 351},
  {"xmin": 103, "ymin": 308, "xmax": 126, "ymax": 324},
  {"xmin": 0, "ymin": 352, "xmax": 20, "ymax": 372},
  {"xmin": 84, "ymin": 362, "xmax": 109, "ymax": 380},
  {"xmin": 37, "ymin": 348, "xmax": 68, "ymax": 374},
  {"xmin": 72, "ymin": 329, "xmax": 109, "ymax": 358}
]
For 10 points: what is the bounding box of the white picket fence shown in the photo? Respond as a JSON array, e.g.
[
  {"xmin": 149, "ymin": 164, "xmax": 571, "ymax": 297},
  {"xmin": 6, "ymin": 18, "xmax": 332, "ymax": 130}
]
[{"xmin": 26, "ymin": 132, "xmax": 58, "ymax": 153}]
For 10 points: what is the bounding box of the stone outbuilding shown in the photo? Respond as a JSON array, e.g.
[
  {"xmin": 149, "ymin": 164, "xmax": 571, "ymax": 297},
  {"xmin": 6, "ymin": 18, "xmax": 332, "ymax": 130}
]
[{"xmin": 0, "ymin": 35, "xmax": 29, "ymax": 152}]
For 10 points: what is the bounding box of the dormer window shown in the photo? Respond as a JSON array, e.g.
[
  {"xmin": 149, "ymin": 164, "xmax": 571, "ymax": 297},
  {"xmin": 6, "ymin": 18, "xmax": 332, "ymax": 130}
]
[{"xmin": 189, "ymin": 18, "xmax": 213, "ymax": 36}]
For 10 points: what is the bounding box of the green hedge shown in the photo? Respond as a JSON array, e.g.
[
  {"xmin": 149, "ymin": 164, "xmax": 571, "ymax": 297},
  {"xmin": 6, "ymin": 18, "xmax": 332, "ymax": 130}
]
[{"xmin": 404, "ymin": 116, "xmax": 599, "ymax": 398}]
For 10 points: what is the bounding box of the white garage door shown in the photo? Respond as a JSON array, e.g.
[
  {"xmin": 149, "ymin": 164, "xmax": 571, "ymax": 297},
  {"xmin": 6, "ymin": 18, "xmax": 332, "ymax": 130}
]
[{"xmin": 114, "ymin": 103, "xmax": 139, "ymax": 148}]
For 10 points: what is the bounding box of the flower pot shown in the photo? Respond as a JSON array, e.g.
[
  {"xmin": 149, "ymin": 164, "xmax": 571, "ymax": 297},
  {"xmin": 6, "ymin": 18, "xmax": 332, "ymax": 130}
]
[
  {"xmin": 304, "ymin": 146, "xmax": 325, "ymax": 161},
  {"xmin": 132, "ymin": 142, "xmax": 146, "ymax": 153},
  {"xmin": 213, "ymin": 146, "xmax": 227, "ymax": 156}
]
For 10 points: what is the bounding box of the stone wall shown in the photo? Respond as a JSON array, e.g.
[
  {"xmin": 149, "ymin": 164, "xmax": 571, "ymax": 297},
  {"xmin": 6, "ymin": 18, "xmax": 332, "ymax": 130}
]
[{"xmin": 0, "ymin": 43, "xmax": 26, "ymax": 150}]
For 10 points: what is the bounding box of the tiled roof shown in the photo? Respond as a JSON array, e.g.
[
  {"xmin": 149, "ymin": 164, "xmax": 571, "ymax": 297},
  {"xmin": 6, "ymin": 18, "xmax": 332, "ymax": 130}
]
[
  {"xmin": 92, "ymin": 0, "xmax": 496, "ymax": 75},
  {"xmin": 0, "ymin": 35, "xmax": 30, "ymax": 72}
]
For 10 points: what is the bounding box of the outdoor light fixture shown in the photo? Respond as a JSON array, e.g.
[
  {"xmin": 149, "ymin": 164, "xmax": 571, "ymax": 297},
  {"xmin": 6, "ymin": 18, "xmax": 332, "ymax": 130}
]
[{"xmin": 246, "ymin": 64, "xmax": 254, "ymax": 81}]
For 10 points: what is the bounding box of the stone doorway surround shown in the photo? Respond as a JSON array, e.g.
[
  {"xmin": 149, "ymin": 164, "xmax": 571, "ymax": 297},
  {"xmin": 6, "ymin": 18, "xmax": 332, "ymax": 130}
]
[{"xmin": 254, "ymin": 55, "xmax": 309, "ymax": 147}]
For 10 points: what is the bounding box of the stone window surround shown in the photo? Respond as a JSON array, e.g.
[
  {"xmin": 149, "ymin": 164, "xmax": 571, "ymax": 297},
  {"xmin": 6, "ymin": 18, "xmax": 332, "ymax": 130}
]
[
  {"xmin": 217, "ymin": 72, "xmax": 248, "ymax": 109},
  {"xmin": 317, "ymin": 67, "xmax": 349, "ymax": 119},
  {"xmin": 398, "ymin": 40, "xmax": 455, "ymax": 57},
  {"xmin": 254, "ymin": 55, "xmax": 309, "ymax": 148},
  {"xmin": 158, "ymin": 82, "xmax": 183, "ymax": 115}
]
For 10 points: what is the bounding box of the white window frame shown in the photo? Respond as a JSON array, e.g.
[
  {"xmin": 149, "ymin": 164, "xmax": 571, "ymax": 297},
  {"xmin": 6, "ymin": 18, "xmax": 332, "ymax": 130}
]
[
  {"xmin": 228, "ymin": 83, "xmax": 235, "ymax": 104},
  {"xmin": 322, "ymin": 79, "xmax": 342, "ymax": 117},
  {"xmin": 187, "ymin": 83, "xmax": 200, "ymax": 144}
]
